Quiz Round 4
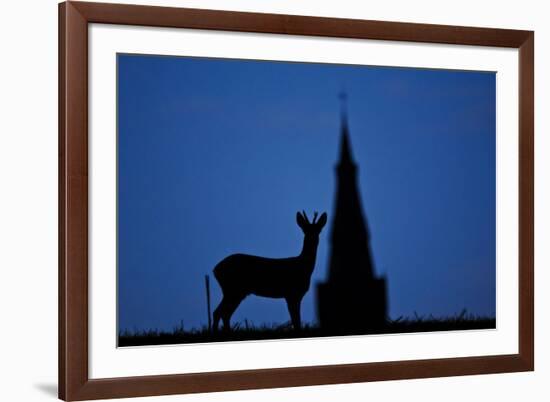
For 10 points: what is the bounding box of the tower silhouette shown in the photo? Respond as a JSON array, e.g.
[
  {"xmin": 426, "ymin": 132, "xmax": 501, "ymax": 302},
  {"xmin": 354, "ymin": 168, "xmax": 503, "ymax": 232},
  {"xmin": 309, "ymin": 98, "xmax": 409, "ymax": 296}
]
[{"xmin": 316, "ymin": 93, "xmax": 388, "ymax": 333}]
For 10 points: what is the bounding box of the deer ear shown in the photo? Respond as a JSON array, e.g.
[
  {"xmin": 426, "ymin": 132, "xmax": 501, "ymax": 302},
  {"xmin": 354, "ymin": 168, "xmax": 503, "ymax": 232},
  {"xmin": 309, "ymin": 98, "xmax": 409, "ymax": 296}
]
[
  {"xmin": 296, "ymin": 211, "xmax": 307, "ymax": 229},
  {"xmin": 316, "ymin": 212, "xmax": 328, "ymax": 230}
]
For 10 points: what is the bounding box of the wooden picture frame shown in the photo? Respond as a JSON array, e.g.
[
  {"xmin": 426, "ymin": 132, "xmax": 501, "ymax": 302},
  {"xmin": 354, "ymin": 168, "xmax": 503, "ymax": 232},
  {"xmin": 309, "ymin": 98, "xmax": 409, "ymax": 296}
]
[{"xmin": 59, "ymin": 1, "xmax": 534, "ymax": 400}]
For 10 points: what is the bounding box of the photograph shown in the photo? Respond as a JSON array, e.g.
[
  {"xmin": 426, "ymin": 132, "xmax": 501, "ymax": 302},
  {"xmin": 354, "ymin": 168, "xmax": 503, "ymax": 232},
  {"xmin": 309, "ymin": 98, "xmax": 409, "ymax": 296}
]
[
  {"xmin": 1, "ymin": 0, "xmax": 542, "ymax": 400},
  {"xmin": 117, "ymin": 54, "xmax": 497, "ymax": 347}
]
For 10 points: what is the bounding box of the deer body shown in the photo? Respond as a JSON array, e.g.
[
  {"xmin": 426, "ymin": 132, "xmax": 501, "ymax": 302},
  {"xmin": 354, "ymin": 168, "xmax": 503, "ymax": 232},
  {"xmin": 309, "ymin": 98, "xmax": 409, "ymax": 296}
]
[{"xmin": 212, "ymin": 211, "xmax": 327, "ymax": 331}]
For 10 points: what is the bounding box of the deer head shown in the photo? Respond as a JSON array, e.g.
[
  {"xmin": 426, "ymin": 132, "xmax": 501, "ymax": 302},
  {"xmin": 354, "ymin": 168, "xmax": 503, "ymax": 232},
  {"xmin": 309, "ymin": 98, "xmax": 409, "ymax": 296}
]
[{"xmin": 296, "ymin": 211, "xmax": 328, "ymax": 238}]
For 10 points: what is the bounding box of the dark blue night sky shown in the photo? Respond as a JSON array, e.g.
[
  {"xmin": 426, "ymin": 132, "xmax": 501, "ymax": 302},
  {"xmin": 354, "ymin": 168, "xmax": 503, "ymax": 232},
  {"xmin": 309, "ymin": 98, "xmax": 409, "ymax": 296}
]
[{"xmin": 117, "ymin": 54, "xmax": 496, "ymax": 332}]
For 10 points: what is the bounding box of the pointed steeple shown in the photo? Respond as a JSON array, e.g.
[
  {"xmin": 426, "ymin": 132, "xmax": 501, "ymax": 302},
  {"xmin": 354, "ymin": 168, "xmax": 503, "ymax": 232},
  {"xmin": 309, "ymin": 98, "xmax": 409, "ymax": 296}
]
[
  {"xmin": 338, "ymin": 91, "xmax": 355, "ymax": 166},
  {"xmin": 329, "ymin": 92, "xmax": 371, "ymax": 281},
  {"xmin": 316, "ymin": 93, "xmax": 388, "ymax": 332}
]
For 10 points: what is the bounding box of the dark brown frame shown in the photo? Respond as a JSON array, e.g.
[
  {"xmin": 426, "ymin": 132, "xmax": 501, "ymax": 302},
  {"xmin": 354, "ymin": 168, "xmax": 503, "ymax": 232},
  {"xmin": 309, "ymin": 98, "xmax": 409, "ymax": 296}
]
[{"xmin": 59, "ymin": 1, "xmax": 534, "ymax": 400}]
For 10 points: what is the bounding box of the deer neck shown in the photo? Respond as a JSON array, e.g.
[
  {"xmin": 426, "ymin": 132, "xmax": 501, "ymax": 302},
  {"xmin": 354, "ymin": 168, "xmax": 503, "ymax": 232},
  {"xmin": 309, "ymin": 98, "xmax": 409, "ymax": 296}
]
[{"xmin": 299, "ymin": 236, "xmax": 319, "ymax": 274}]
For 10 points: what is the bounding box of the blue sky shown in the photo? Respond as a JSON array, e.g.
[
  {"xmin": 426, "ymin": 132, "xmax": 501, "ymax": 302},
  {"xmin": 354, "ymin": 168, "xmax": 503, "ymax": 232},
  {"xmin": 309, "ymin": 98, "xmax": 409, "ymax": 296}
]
[{"xmin": 117, "ymin": 54, "xmax": 496, "ymax": 332}]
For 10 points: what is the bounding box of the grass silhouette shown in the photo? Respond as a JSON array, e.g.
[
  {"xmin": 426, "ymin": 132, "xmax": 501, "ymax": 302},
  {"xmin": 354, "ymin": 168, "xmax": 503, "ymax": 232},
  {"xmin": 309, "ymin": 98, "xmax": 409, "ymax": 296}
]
[{"xmin": 118, "ymin": 311, "xmax": 495, "ymax": 347}]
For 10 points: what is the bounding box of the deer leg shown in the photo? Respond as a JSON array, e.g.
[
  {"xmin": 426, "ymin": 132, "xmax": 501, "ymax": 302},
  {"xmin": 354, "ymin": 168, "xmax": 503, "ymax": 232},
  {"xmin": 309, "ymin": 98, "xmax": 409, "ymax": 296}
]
[
  {"xmin": 286, "ymin": 297, "xmax": 302, "ymax": 331},
  {"xmin": 212, "ymin": 296, "xmax": 227, "ymax": 332},
  {"xmin": 221, "ymin": 294, "xmax": 245, "ymax": 331}
]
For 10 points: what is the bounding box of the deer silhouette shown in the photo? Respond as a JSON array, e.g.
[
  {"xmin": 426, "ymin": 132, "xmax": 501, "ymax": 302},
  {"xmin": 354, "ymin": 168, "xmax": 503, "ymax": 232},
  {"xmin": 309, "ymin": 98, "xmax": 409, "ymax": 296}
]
[{"xmin": 212, "ymin": 211, "xmax": 328, "ymax": 331}]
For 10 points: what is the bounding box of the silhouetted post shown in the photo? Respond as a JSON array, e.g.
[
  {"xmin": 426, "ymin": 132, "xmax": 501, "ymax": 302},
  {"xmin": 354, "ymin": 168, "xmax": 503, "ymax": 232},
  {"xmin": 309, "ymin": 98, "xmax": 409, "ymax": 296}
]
[{"xmin": 205, "ymin": 275, "xmax": 212, "ymax": 331}]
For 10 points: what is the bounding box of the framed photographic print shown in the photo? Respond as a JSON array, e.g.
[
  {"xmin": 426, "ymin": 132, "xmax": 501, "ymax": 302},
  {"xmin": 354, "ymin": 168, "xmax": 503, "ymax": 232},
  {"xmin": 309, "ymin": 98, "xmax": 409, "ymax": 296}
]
[{"xmin": 59, "ymin": 1, "xmax": 534, "ymax": 400}]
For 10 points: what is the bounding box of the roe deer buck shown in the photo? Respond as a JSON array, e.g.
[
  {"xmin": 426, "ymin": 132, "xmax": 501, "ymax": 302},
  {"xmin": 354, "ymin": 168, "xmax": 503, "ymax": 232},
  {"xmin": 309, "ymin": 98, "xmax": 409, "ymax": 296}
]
[{"xmin": 212, "ymin": 211, "xmax": 328, "ymax": 331}]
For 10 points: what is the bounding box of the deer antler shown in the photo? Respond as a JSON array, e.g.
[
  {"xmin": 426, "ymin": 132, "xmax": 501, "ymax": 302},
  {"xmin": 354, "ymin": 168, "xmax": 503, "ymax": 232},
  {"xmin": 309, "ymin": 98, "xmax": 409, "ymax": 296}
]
[{"xmin": 312, "ymin": 211, "xmax": 319, "ymax": 224}]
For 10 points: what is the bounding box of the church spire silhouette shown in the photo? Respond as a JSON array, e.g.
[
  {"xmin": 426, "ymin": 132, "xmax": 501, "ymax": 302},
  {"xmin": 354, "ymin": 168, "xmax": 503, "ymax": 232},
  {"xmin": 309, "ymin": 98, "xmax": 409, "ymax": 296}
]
[
  {"xmin": 338, "ymin": 92, "xmax": 355, "ymax": 166},
  {"xmin": 316, "ymin": 93, "xmax": 387, "ymax": 333}
]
